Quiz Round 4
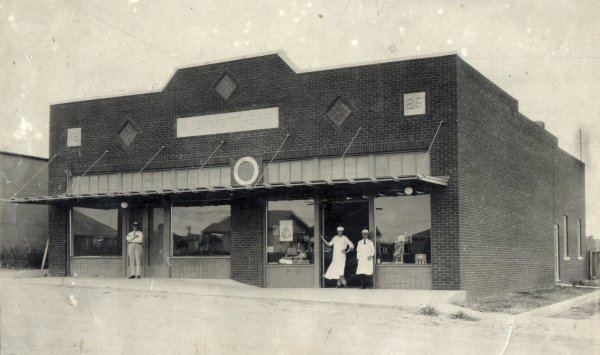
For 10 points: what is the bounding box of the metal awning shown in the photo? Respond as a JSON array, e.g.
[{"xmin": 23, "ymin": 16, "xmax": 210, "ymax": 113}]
[{"xmin": 4, "ymin": 174, "xmax": 449, "ymax": 205}]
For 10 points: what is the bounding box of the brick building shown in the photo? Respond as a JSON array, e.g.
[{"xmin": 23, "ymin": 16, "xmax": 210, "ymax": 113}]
[{"xmin": 10, "ymin": 53, "xmax": 587, "ymax": 296}]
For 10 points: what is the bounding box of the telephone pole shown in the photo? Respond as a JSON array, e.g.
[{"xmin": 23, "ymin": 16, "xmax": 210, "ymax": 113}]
[{"xmin": 579, "ymin": 129, "xmax": 583, "ymax": 161}]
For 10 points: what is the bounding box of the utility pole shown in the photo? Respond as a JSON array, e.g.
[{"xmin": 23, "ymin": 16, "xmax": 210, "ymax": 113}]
[{"xmin": 579, "ymin": 129, "xmax": 583, "ymax": 161}]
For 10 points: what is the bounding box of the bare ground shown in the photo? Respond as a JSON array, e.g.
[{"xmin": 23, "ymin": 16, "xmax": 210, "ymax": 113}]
[
  {"xmin": 458, "ymin": 286, "xmax": 596, "ymax": 315},
  {"xmin": 1, "ymin": 271, "xmax": 599, "ymax": 355}
]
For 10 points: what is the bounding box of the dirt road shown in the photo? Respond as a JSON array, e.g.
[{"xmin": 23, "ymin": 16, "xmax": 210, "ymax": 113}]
[{"xmin": 1, "ymin": 273, "xmax": 598, "ymax": 354}]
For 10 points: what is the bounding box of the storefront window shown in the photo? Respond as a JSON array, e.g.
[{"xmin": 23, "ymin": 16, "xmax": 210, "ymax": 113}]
[
  {"xmin": 375, "ymin": 195, "xmax": 431, "ymax": 264},
  {"xmin": 267, "ymin": 200, "xmax": 314, "ymax": 265},
  {"xmin": 171, "ymin": 205, "xmax": 230, "ymax": 256},
  {"xmin": 72, "ymin": 207, "xmax": 121, "ymax": 256}
]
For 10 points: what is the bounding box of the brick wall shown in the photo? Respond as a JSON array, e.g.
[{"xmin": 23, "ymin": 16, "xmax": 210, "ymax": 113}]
[
  {"xmin": 457, "ymin": 58, "xmax": 561, "ymax": 297},
  {"xmin": 554, "ymin": 148, "xmax": 586, "ymax": 283},
  {"xmin": 49, "ymin": 54, "xmax": 457, "ymax": 177},
  {"xmin": 230, "ymin": 198, "xmax": 265, "ymax": 286}
]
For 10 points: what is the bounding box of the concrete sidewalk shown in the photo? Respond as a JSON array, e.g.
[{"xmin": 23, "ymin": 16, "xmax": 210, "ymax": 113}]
[{"xmin": 7, "ymin": 274, "xmax": 467, "ymax": 313}]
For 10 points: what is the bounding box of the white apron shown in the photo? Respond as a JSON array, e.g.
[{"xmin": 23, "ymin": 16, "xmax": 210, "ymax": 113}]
[
  {"xmin": 356, "ymin": 238, "xmax": 375, "ymax": 275},
  {"xmin": 324, "ymin": 235, "xmax": 354, "ymax": 280}
]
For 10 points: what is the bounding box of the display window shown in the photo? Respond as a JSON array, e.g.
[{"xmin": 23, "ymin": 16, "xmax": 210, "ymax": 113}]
[
  {"xmin": 374, "ymin": 195, "xmax": 431, "ymax": 264},
  {"xmin": 267, "ymin": 200, "xmax": 315, "ymax": 265},
  {"xmin": 171, "ymin": 205, "xmax": 231, "ymax": 256},
  {"xmin": 72, "ymin": 206, "xmax": 121, "ymax": 257}
]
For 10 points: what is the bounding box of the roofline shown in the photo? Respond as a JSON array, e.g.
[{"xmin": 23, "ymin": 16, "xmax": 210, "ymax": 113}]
[
  {"xmin": 556, "ymin": 146, "xmax": 585, "ymax": 166},
  {"xmin": 50, "ymin": 50, "xmax": 458, "ymax": 106},
  {"xmin": 0, "ymin": 150, "xmax": 49, "ymax": 161},
  {"xmin": 172, "ymin": 49, "xmax": 459, "ymax": 74}
]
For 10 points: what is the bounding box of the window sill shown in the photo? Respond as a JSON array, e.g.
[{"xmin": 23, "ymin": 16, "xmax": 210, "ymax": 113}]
[
  {"xmin": 265, "ymin": 263, "xmax": 314, "ymax": 267},
  {"xmin": 578, "ymin": 256, "xmax": 584, "ymax": 260},
  {"xmin": 71, "ymin": 255, "xmax": 123, "ymax": 259},
  {"xmin": 170, "ymin": 255, "xmax": 231, "ymax": 259},
  {"xmin": 563, "ymin": 257, "xmax": 571, "ymax": 261},
  {"xmin": 376, "ymin": 263, "xmax": 431, "ymax": 267}
]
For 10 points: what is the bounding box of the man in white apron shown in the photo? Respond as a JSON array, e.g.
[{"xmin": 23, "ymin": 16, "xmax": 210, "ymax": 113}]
[
  {"xmin": 126, "ymin": 221, "xmax": 143, "ymax": 279},
  {"xmin": 321, "ymin": 226, "xmax": 354, "ymax": 287},
  {"xmin": 356, "ymin": 229, "xmax": 375, "ymax": 289}
]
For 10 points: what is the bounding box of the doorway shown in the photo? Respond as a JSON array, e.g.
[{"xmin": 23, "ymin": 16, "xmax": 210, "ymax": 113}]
[
  {"xmin": 127, "ymin": 205, "xmax": 170, "ymax": 278},
  {"xmin": 321, "ymin": 199, "xmax": 369, "ymax": 288}
]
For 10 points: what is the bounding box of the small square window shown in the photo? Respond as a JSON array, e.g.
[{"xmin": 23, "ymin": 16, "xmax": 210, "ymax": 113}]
[
  {"xmin": 325, "ymin": 97, "xmax": 353, "ymax": 127},
  {"xmin": 119, "ymin": 121, "xmax": 140, "ymax": 147},
  {"xmin": 214, "ymin": 74, "xmax": 238, "ymax": 100}
]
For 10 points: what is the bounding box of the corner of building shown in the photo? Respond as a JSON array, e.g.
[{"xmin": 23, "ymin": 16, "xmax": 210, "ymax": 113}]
[{"xmin": 455, "ymin": 58, "xmax": 560, "ymax": 297}]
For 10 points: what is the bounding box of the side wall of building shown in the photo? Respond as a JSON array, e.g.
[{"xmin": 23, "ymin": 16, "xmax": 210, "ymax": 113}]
[
  {"xmin": 0, "ymin": 153, "xmax": 48, "ymax": 268},
  {"xmin": 554, "ymin": 148, "xmax": 587, "ymax": 283},
  {"xmin": 457, "ymin": 59, "xmax": 558, "ymax": 297}
]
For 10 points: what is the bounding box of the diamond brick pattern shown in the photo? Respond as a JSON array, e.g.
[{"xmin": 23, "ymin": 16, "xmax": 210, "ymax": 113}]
[
  {"xmin": 119, "ymin": 121, "xmax": 139, "ymax": 147},
  {"xmin": 214, "ymin": 74, "xmax": 237, "ymax": 100},
  {"xmin": 325, "ymin": 97, "xmax": 353, "ymax": 127}
]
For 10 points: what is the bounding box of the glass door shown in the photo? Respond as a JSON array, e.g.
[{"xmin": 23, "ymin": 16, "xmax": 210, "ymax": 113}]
[
  {"xmin": 127, "ymin": 205, "xmax": 169, "ymax": 278},
  {"xmin": 146, "ymin": 207, "xmax": 169, "ymax": 278}
]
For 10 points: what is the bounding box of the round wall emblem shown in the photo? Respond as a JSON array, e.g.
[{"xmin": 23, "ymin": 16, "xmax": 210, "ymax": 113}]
[{"xmin": 233, "ymin": 156, "xmax": 259, "ymax": 186}]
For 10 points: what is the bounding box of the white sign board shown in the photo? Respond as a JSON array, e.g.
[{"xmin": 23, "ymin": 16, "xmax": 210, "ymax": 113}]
[
  {"xmin": 279, "ymin": 220, "xmax": 293, "ymax": 242},
  {"xmin": 67, "ymin": 127, "xmax": 82, "ymax": 147},
  {"xmin": 403, "ymin": 92, "xmax": 426, "ymax": 116},
  {"xmin": 177, "ymin": 107, "xmax": 279, "ymax": 137}
]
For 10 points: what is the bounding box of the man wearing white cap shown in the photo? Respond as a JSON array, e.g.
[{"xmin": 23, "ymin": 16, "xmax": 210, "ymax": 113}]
[
  {"xmin": 321, "ymin": 226, "xmax": 354, "ymax": 287},
  {"xmin": 356, "ymin": 229, "xmax": 375, "ymax": 289}
]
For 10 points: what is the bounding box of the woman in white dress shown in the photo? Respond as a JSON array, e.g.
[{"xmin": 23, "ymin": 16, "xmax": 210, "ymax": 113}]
[
  {"xmin": 356, "ymin": 229, "xmax": 375, "ymax": 289},
  {"xmin": 321, "ymin": 226, "xmax": 354, "ymax": 287}
]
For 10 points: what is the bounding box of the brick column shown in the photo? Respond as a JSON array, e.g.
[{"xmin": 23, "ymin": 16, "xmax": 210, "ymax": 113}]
[
  {"xmin": 430, "ymin": 186, "xmax": 460, "ymax": 289},
  {"xmin": 230, "ymin": 198, "xmax": 265, "ymax": 287},
  {"xmin": 48, "ymin": 205, "xmax": 68, "ymax": 276}
]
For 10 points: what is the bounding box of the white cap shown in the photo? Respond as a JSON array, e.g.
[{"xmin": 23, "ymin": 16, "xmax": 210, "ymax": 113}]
[
  {"xmin": 361, "ymin": 229, "xmax": 369, "ymax": 234},
  {"xmin": 336, "ymin": 226, "xmax": 344, "ymax": 232}
]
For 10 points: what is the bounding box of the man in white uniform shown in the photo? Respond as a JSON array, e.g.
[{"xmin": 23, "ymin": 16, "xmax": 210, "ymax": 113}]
[
  {"xmin": 126, "ymin": 221, "xmax": 143, "ymax": 279},
  {"xmin": 356, "ymin": 229, "xmax": 375, "ymax": 289},
  {"xmin": 321, "ymin": 226, "xmax": 354, "ymax": 288}
]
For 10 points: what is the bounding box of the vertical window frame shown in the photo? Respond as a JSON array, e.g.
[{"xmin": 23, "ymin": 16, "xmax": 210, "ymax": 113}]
[
  {"xmin": 563, "ymin": 215, "xmax": 570, "ymax": 260},
  {"xmin": 553, "ymin": 224, "xmax": 560, "ymax": 282},
  {"xmin": 577, "ymin": 219, "xmax": 583, "ymax": 260}
]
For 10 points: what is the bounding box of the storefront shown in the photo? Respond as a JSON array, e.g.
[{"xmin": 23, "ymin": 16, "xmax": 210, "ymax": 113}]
[
  {"xmin": 58, "ymin": 150, "xmax": 446, "ymax": 289},
  {"xmin": 10, "ymin": 52, "xmax": 587, "ymax": 296}
]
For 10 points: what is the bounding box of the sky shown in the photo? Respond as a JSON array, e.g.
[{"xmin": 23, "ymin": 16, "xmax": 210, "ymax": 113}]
[{"xmin": 1, "ymin": 0, "xmax": 599, "ymax": 235}]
